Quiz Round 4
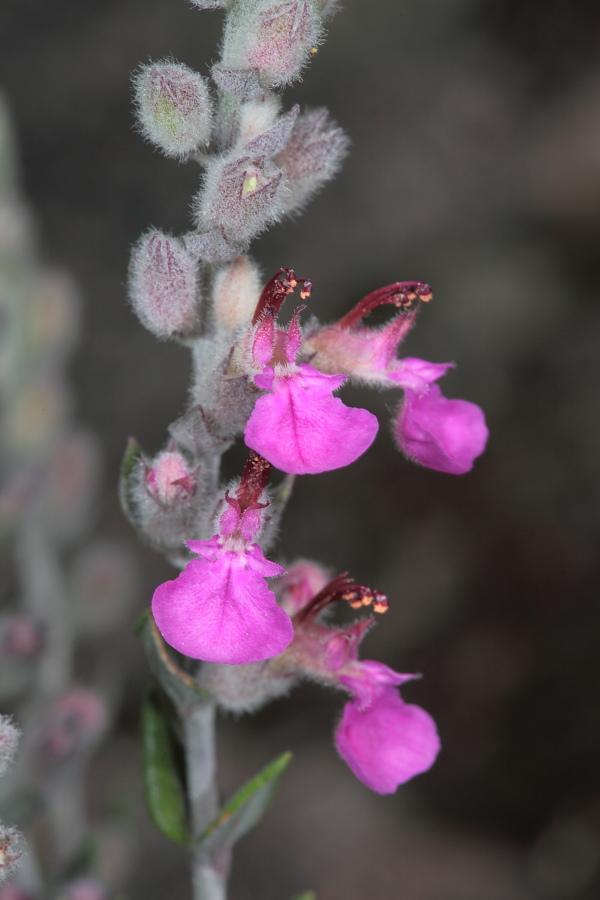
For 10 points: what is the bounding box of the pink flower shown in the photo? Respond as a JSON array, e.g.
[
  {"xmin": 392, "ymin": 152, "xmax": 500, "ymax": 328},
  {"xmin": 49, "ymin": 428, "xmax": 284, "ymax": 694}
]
[
  {"xmin": 242, "ymin": 269, "xmax": 378, "ymax": 475},
  {"xmin": 396, "ymin": 383, "xmax": 488, "ymax": 474},
  {"xmin": 336, "ymin": 681, "xmax": 440, "ymax": 794},
  {"xmin": 245, "ymin": 364, "xmax": 378, "ymax": 474},
  {"xmin": 277, "ymin": 572, "xmax": 438, "ymax": 792},
  {"xmin": 152, "ymin": 454, "xmax": 293, "ymax": 664},
  {"xmin": 304, "ymin": 282, "xmax": 488, "ymax": 474}
]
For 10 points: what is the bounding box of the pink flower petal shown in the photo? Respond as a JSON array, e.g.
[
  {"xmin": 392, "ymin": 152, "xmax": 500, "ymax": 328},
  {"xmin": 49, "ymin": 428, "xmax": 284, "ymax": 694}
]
[
  {"xmin": 152, "ymin": 551, "xmax": 292, "ymax": 664},
  {"xmin": 335, "ymin": 687, "xmax": 440, "ymax": 794},
  {"xmin": 396, "ymin": 383, "xmax": 488, "ymax": 474},
  {"xmin": 245, "ymin": 363, "xmax": 378, "ymax": 474},
  {"xmin": 387, "ymin": 357, "xmax": 453, "ymax": 393}
]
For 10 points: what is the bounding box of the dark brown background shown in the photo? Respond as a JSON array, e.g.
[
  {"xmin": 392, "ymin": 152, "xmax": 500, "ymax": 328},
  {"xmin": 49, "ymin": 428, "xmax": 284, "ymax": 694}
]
[{"xmin": 2, "ymin": 1, "xmax": 600, "ymax": 897}]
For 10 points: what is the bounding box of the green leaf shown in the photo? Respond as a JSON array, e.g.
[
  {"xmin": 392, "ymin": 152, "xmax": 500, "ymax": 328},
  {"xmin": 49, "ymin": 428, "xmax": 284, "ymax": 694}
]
[
  {"xmin": 118, "ymin": 437, "xmax": 144, "ymax": 527},
  {"xmin": 199, "ymin": 751, "xmax": 292, "ymax": 854},
  {"xmin": 290, "ymin": 893, "xmax": 316, "ymax": 900},
  {"xmin": 141, "ymin": 689, "xmax": 189, "ymax": 846},
  {"xmin": 137, "ymin": 608, "xmax": 210, "ymax": 713}
]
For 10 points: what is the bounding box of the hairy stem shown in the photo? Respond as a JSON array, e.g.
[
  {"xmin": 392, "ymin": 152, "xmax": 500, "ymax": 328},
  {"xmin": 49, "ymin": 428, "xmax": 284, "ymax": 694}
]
[{"xmin": 183, "ymin": 699, "xmax": 229, "ymax": 900}]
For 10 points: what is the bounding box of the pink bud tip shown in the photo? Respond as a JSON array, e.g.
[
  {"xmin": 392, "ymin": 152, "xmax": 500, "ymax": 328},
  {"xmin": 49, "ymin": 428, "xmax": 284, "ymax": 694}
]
[
  {"xmin": 145, "ymin": 451, "xmax": 197, "ymax": 507},
  {"xmin": 396, "ymin": 383, "xmax": 488, "ymax": 474}
]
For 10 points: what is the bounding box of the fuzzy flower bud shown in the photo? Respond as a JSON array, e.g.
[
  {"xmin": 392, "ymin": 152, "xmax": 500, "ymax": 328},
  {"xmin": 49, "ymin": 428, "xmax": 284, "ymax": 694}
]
[
  {"xmin": 145, "ymin": 450, "xmax": 198, "ymax": 508},
  {"xmin": 212, "ymin": 255, "xmax": 262, "ymax": 330},
  {"xmin": 236, "ymin": 96, "xmax": 283, "ymax": 148},
  {"xmin": 222, "ymin": 0, "xmax": 325, "ymax": 87},
  {"xmin": 134, "ymin": 61, "xmax": 212, "ymax": 158},
  {"xmin": 122, "ymin": 444, "xmax": 200, "ymax": 551},
  {"xmin": 129, "ymin": 230, "xmax": 200, "ymax": 338},
  {"xmin": 0, "ymin": 717, "xmax": 20, "ymax": 778},
  {"xmin": 0, "ymin": 827, "xmax": 24, "ymax": 886},
  {"xmin": 196, "ymin": 153, "xmax": 283, "ymax": 244},
  {"xmin": 276, "ymin": 108, "xmax": 348, "ymax": 214}
]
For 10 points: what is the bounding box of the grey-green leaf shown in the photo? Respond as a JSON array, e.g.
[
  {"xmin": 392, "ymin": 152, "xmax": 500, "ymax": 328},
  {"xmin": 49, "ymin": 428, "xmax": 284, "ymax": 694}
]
[
  {"xmin": 141, "ymin": 690, "xmax": 189, "ymax": 846},
  {"xmin": 136, "ymin": 608, "xmax": 210, "ymax": 713},
  {"xmin": 199, "ymin": 751, "xmax": 292, "ymax": 854},
  {"xmin": 290, "ymin": 893, "xmax": 316, "ymax": 900}
]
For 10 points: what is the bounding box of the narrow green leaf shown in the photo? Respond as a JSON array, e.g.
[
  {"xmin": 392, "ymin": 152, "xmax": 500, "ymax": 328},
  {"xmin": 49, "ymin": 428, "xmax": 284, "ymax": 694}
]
[
  {"xmin": 290, "ymin": 893, "xmax": 316, "ymax": 900},
  {"xmin": 118, "ymin": 437, "xmax": 144, "ymax": 527},
  {"xmin": 199, "ymin": 751, "xmax": 292, "ymax": 854},
  {"xmin": 137, "ymin": 608, "xmax": 210, "ymax": 712},
  {"xmin": 141, "ymin": 690, "xmax": 188, "ymax": 846}
]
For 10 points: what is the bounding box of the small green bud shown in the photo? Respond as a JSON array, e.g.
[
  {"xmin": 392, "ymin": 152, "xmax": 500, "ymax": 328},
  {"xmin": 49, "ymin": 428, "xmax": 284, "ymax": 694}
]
[{"xmin": 134, "ymin": 61, "xmax": 213, "ymax": 159}]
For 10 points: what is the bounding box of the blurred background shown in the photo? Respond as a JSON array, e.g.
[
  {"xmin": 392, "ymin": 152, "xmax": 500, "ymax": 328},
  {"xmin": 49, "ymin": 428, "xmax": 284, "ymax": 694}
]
[{"xmin": 2, "ymin": 0, "xmax": 600, "ymax": 897}]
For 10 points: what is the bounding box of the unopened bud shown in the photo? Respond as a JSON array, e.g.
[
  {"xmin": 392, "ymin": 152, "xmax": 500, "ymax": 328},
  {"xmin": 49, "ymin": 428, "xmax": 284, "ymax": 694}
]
[
  {"xmin": 0, "ymin": 826, "xmax": 24, "ymax": 886},
  {"xmin": 223, "ymin": 0, "xmax": 324, "ymax": 87},
  {"xmin": 129, "ymin": 230, "xmax": 200, "ymax": 338},
  {"xmin": 145, "ymin": 451, "xmax": 197, "ymax": 508},
  {"xmin": 236, "ymin": 96, "xmax": 281, "ymax": 147},
  {"xmin": 0, "ymin": 716, "xmax": 20, "ymax": 778},
  {"xmin": 39, "ymin": 688, "xmax": 107, "ymax": 764},
  {"xmin": 122, "ymin": 446, "xmax": 201, "ymax": 550},
  {"xmin": 196, "ymin": 154, "xmax": 283, "ymax": 244},
  {"xmin": 276, "ymin": 107, "xmax": 348, "ymax": 214},
  {"xmin": 212, "ymin": 256, "xmax": 262, "ymax": 330},
  {"xmin": 134, "ymin": 61, "xmax": 212, "ymax": 158}
]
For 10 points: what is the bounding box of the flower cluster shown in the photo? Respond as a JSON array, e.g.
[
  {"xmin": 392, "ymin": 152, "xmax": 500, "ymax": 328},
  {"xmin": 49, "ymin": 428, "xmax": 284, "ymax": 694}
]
[
  {"xmin": 138, "ymin": 268, "xmax": 486, "ymax": 790},
  {"xmin": 124, "ymin": 0, "xmax": 489, "ymax": 799}
]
